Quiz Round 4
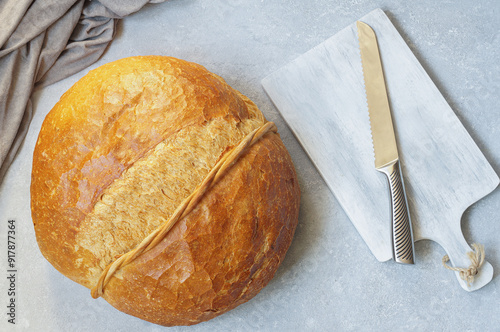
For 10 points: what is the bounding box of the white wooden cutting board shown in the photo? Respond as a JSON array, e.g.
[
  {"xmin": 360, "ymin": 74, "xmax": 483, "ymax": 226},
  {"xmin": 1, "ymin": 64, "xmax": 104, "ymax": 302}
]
[{"xmin": 262, "ymin": 8, "xmax": 498, "ymax": 291}]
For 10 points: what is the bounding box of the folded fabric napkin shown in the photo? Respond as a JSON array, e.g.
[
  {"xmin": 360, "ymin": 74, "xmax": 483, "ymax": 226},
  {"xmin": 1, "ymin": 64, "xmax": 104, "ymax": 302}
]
[{"xmin": 0, "ymin": 0, "xmax": 166, "ymax": 184}]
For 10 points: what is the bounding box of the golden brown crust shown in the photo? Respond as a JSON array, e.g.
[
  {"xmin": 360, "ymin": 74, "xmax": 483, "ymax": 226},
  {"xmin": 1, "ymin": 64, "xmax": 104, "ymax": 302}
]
[
  {"xmin": 31, "ymin": 56, "xmax": 300, "ymax": 326},
  {"xmin": 104, "ymin": 134, "xmax": 299, "ymax": 326}
]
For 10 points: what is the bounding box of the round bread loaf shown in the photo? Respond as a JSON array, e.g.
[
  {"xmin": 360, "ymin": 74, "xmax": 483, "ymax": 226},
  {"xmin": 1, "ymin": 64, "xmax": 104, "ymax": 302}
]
[{"xmin": 30, "ymin": 56, "xmax": 300, "ymax": 326}]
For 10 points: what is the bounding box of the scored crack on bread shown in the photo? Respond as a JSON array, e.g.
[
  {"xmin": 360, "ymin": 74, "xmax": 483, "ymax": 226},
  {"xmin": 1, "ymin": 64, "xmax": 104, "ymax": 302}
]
[
  {"xmin": 78, "ymin": 116, "xmax": 264, "ymax": 288},
  {"xmin": 30, "ymin": 56, "xmax": 300, "ymax": 326}
]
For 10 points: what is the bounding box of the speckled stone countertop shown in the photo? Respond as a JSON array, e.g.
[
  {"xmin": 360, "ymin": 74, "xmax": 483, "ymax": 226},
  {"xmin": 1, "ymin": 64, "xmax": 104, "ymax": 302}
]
[{"xmin": 0, "ymin": 1, "xmax": 498, "ymax": 331}]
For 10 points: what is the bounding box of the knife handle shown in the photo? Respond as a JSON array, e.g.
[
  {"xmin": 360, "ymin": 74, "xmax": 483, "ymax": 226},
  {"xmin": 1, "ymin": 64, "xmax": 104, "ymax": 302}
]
[{"xmin": 380, "ymin": 161, "xmax": 415, "ymax": 264}]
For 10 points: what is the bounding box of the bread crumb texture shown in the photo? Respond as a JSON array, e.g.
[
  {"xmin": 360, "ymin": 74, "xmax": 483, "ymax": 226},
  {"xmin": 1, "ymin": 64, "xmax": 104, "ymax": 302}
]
[{"xmin": 31, "ymin": 56, "xmax": 300, "ymax": 326}]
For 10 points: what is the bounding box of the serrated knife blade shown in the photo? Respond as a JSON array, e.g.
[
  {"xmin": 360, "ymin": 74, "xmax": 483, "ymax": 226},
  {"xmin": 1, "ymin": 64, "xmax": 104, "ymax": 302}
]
[{"xmin": 357, "ymin": 21, "xmax": 415, "ymax": 264}]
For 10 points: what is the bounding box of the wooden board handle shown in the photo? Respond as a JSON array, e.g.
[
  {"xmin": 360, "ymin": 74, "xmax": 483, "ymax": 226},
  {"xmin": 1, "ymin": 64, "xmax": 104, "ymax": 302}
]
[{"xmin": 439, "ymin": 231, "xmax": 493, "ymax": 291}]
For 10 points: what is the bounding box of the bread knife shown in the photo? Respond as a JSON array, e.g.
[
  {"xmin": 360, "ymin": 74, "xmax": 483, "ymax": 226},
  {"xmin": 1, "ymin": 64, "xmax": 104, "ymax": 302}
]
[{"xmin": 357, "ymin": 21, "xmax": 415, "ymax": 264}]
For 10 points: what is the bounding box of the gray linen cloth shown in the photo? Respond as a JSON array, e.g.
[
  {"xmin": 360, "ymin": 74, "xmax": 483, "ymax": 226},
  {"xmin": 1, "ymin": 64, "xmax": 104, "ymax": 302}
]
[{"xmin": 0, "ymin": 0, "xmax": 166, "ymax": 184}]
